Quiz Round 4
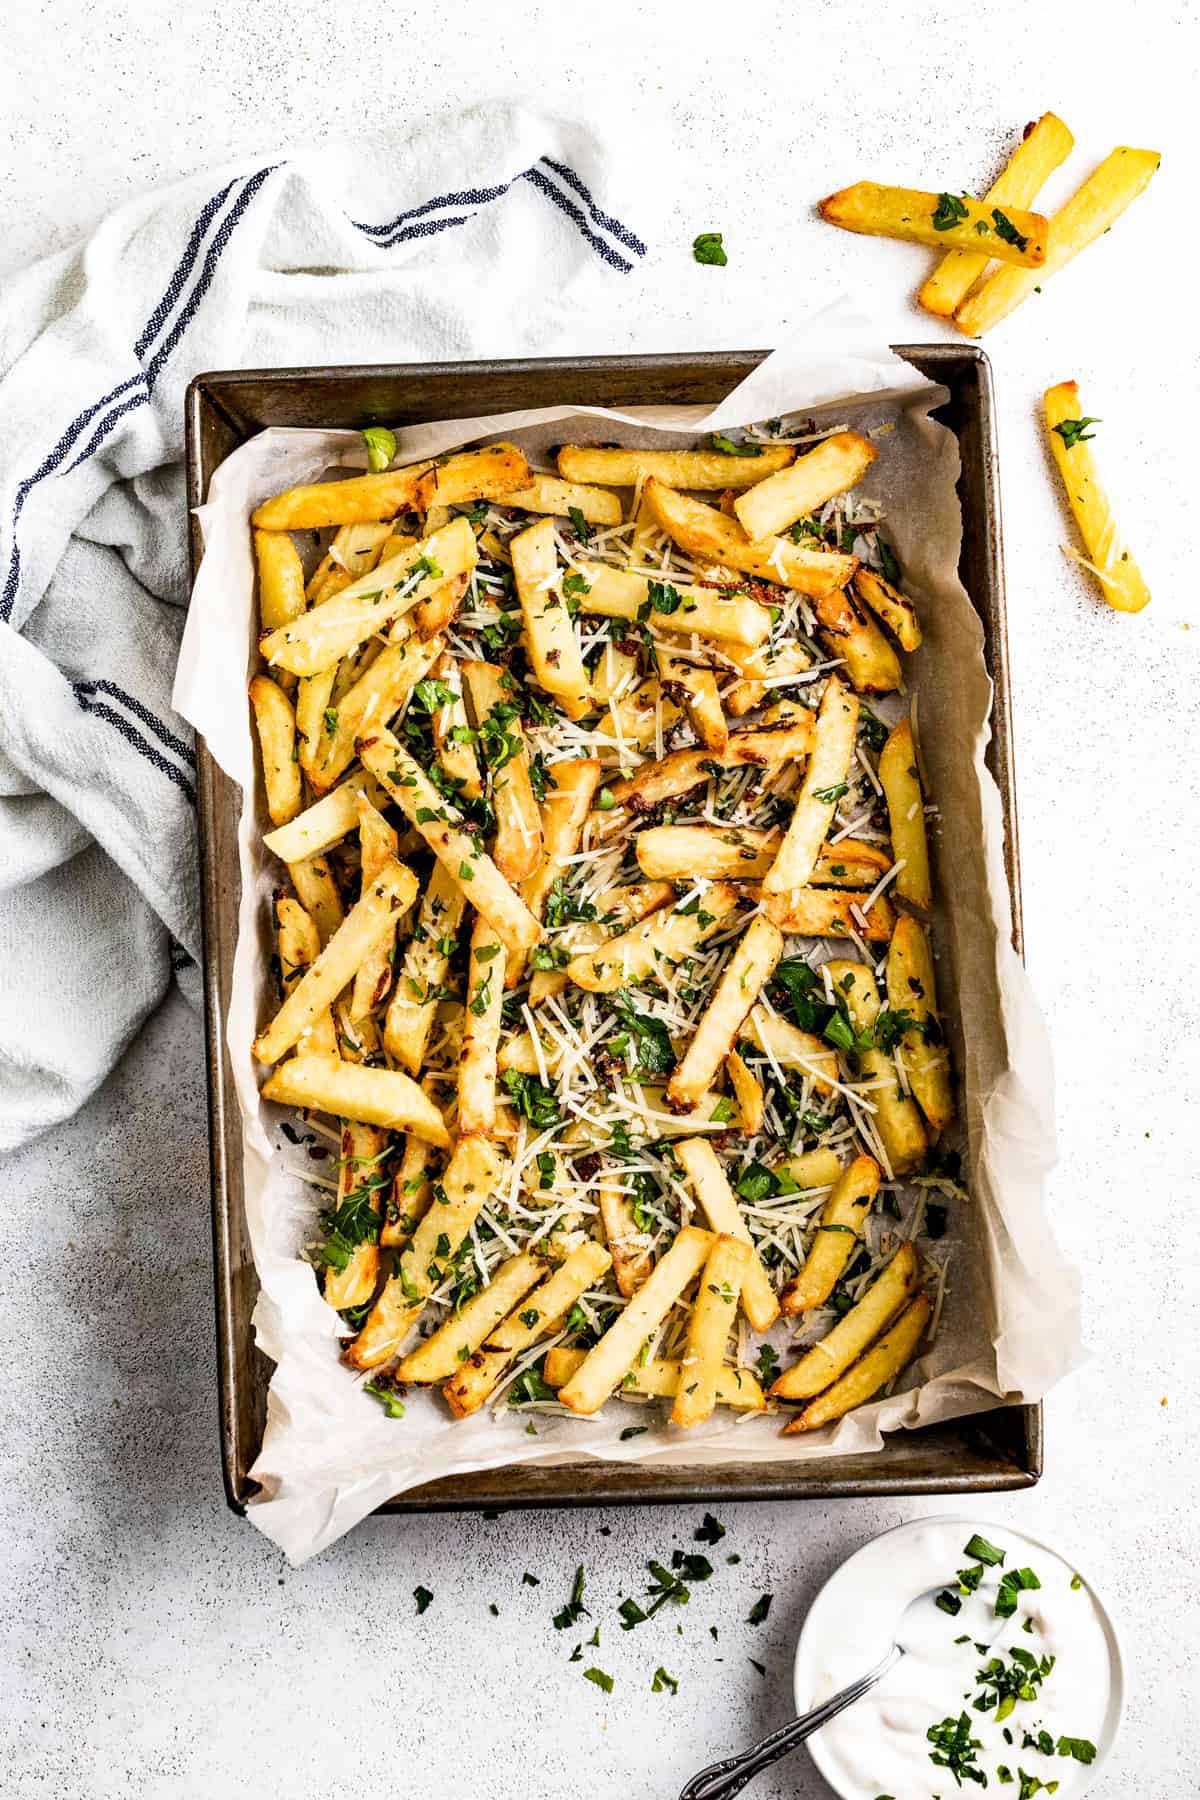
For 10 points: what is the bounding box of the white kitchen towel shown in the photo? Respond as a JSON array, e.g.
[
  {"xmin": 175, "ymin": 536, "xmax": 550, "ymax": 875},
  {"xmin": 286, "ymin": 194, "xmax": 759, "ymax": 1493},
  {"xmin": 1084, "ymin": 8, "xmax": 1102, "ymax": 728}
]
[{"xmin": 0, "ymin": 104, "xmax": 648, "ymax": 1151}]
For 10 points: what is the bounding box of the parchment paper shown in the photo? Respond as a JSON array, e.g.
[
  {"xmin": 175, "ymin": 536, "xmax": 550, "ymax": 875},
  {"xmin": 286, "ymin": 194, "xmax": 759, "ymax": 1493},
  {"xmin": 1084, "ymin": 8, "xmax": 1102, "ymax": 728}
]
[{"xmin": 176, "ymin": 308, "xmax": 1080, "ymax": 1563}]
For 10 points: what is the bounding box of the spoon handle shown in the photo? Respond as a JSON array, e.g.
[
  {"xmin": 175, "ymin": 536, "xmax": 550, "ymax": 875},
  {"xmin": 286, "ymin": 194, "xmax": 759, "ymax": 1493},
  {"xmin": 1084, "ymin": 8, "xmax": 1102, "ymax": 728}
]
[{"xmin": 677, "ymin": 1643, "xmax": 902, "ymax": 1800}]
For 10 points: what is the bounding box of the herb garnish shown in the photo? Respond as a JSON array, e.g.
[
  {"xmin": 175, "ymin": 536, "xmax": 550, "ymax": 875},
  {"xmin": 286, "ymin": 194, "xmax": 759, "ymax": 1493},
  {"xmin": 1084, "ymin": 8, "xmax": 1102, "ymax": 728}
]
[
  {"xmin": 553, "ymin": 1565, "xmax": 589, "ymax": 1630},
  {"xmin": 927, "ymin": 1711, "xmax": 985, "ymax": 1785},
  {"xmin": 991, "ymin": 208, "xmax": 1029, "ymax": 253},
  {"xmin": 932, "ymin": 193, "xmax": 971, "ymax": 232},
  {"xmin": 361, "ymin": 425, "xmax": 396, "ymax": 472},
  {"xmin": 692, "ymin": 232, "xmax": 728, "ymax": 266},
  {"xmin": 413, "ymin": 1585, "xmax": 433, "ymax": 1614},
  {"xmin": 1052, "ymin": 417, "xmax": 1100, "ymax": 450}
]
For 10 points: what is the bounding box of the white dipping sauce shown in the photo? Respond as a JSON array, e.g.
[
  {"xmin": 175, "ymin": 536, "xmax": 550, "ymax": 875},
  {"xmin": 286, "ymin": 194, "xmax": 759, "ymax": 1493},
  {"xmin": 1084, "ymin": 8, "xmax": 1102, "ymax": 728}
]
[{"xmin": 796, "ymin": 1520, "xmax": 1119, "ymax": 1799}]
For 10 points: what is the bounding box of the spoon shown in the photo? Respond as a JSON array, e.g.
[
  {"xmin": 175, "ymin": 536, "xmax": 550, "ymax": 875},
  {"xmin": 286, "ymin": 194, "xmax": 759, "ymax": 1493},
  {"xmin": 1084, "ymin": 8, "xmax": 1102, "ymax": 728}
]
[{"xmin": 678, "ymin": 1584, "xmax": 946, "ymax": 1800}]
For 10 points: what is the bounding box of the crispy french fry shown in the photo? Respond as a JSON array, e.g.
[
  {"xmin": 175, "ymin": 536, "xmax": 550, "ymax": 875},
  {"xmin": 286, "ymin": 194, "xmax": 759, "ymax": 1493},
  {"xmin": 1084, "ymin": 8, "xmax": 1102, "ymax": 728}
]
[
  {"xmin": 312, "ymin": 632, "xmax": 444, "ymax": 792},
  {"xmin": 305, "ymin": 521, "xmax": 394, "ymax": 606},
  {"xmin": 556, "ymin": 444, "xmax": 795, "ymax": 490},
  {"xmin": 443, "ymin": 1241, "xmax": 612, "ymax": 1418},
  {"xmin": 762, "ymin": 886, "xmax": 896, "ymax": 942},
  {"xmin": 458, "ymin": 917, "xmax": 507, "ymax": 1137},
  {"xmin": 574, "ymin": 564, "xmax": 773, "ymax": 647},
  {"xmin": 782, "ymin": 1292, "xmax": 930, "ymax": 1432},
  {"xmin": 887, "ymin": 916, "xmax": 954, "ymax": 1134},
  {"xmin": 672, "ymin": 1235, "xmax": 750, "ymax": 1427},
  {"xmin": 379, "ymin": 1101, "xmax": 444, "ymax": 1248},
  {"xmin": 733, "ymin": 432, "xmax": 878, "ymax": 541},
  {"xmin": 605, "ymin": 719, "xmax": 815, "ymax": 814},
  {"xmin": 853, "ymin": 568, "xmax": 921, "ymax": 652},
  {"xmin": 566, "ymin": 885, "xmax": 740, "ymax": 994},
  {"xmin": 762, "ymin": 677, "xmax": 859, "ymax": 897},
  {"xmin": 593, "ymin": 676, "xmax": 682, "ymax": 752},
  {"xmin": 358, "ymin": 728, "xmax": 542, "ymax": 952},
  {"xmin": 1043, "ymin": 381, "xmax": 1150, "ymax": 613},
  {"xmin": 771, "ymin": 1240, "xmax": 918, "ymax": 1399},
  {"xmin": 746, "ymin": 1006, "xmax": 839, "ymax": 1098},
  {"xmin": 261, "ymin": 1055, "xmax": 450, "ymax": 1146},
  {"xmin": 414, "ymin": 569, "xmax": 469, "ymax": 639},
  {"xmin": 274, "ymin": 896, "xmax": 338, "ymax": 1057},
  {"xmin": 248, "ymin": 676, "xmax": 302, "ymax": 826},
  {"xmin": 261, "ymin": 518, "xmax": 476, "ymax": 676},
  {"xmin": 397, "ymin": 1251, "xmax": 543, "ymax": 1383},
  {"xmin": 636, "ymin": 824, "xmax": 780, "ymax": 881},
  {"xmin": 429, "ymin": 650, "xmax": 483, "ymax": 800},
  {"xmin": 704, "ymin": 638, "xmax": 814, "ymax": 717},
  {"xmin": 879, "ymin": 718, "xmax": 932, "ymax": 909},
  {"xmin": 780, "ymin": 1154, "xmax": 880, "ymax": 1314},
  {"xmin": 529, "ymin": 881, "xmax": 675, "ymax": 1008},
  {"xmin": 725, "ymin": 1048, "xmax": 764, "ymax": 1135},
  {"xmin": 254, "ymin": 529, "xmax": 307, "ymax": 632},
  {"xmin": 557, "ymin": 1225, "xmax": 715, "ymax": 1415},
  {"xmin": 503, "ymin": 473, "xmax": 622, "ymax": 526},
  {"xmin": 413, "ymin": 442, "xmax": 530, "ymax": 512},
  {"xmin": 383, "ymin": 862, "xmax": 468, "ymax": 1073},
  {"xmin": 350, "ymin": 795, "xmax": 402, "ymax": 1021},
  {"xmin": 819, "ymin": 182, "xmax": 1048, "ymax": 265},
  {"xmin": 824, "ymin": 958, "xmax": 927, "ymax": 1175},
  {"xmin": 643, "ymin": 479, "xmax": 856, "ymax": 598},
  {"xmin": 673, "ymin": 1137, "xmax": 779, "ymax": 1332},
  {"xmin": 667, "ymin": 916, "xmax": 783, "ymax": 1111},
  {"xmin": 543, "ymin": 1346, "xmax": 766, "ymax": 1410},
  {"xmin": 287, "ymin": 852, "xmax": 343, "ymax": 945},
  {"xmin": 598, "ymin": 1177, "xmax": 655, "ymax": 1298},
  {"xmin": 919, "ymin": 113, "xmax": 1074, "ymax": 318},
  {"xmin": 812, "ymin": 582, "xmax": 901, "ymax": 693},
  {"xmin": 295, "ymin": 668, "xmax": 339, "ymax": 780},
  {"xmin": 778, "ymin": 1147, "xmax": 845, "ymax": 1191},
  {"xmin": 254, "ymin": 860, "xmax": 416, "ymax": 1063},
  {"xmin": 508, "ymin": 757, "xmax": 602, "ymax": 988},
  {"xmin": 955, "ymin": 147, "xmax": 1160, "ymax": 336},
  {"xmin": 461, "ymin": 659, "xmax": 543, "ymax": 883},
  {"xmin": 509, "ymin": 517, "xmax": 591, "ymax": 718},
  {"xmin": 589, "ymin": 641, "xmax": 640, "ymax": 704},
  {"xmin": 655, "ymin": 647, "xmax": 728, "ymax": 751},
  {"xmin": 321, "ymin": 1122, "xmax": 390, "ymax": 1311},
  {"xmin": 251, "ymin": 462, "xmax": 431, "ymax": 530}
]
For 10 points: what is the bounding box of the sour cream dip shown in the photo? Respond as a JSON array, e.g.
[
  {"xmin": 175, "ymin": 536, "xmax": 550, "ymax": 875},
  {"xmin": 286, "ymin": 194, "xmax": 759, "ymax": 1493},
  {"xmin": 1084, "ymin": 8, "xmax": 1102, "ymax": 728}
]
[{"xmin": 794, "ymin": 1517, "xmax": 1123, "ymax": 1799}]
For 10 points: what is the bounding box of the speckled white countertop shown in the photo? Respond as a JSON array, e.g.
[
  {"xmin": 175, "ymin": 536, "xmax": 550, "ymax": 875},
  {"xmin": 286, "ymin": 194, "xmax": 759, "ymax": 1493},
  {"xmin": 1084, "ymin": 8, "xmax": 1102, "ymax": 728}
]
[{"xmin": 2, "ymin": 2, "xmax": 1198, "ymax": 1795}]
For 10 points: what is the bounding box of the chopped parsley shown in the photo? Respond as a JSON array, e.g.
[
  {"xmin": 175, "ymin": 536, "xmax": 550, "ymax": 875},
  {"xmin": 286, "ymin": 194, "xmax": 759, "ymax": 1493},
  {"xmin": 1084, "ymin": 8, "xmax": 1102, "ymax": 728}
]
[
  {"xmin": 692, "ymin": 232, "xmax": 728, "ymax": 266},
  {"xmin": 932, "ymin": 192, "xmax": 971, "ymax": 232},
  {"xmin": 651, "ymin": 1666, "xmax": 679, "ymax": 1695},
  {"xmin": 709, "ymin": 432, "xmax": 762, "ymax": 458},
  {"xmin": 364, "ymin": 1382, "xmax": 405, "ymax": 1419},
  {"xmin": 927, "ymin": 1711, "xmax": 985, "ymax": 1785},
  {"xmin": 361, "ymin": 425, "xmax": 396, "ymax": 472},
  {"xmin": 413, "ymin": 1585, "xmax": 433, "ymax": 1614},
  {"xmin": 991, "ymin": 208, "xmax": 1029, "ymax": 253},
  {"xmin": 553, "ymin": 1565, "xmax": 589, "ymax": 1631},
  {"xmin": 583, "ymin": 1666, "xmax": 613, "ymax": 1694},
  {"xmin": 1052, "ymin": 416, "xmax": 1100, "ymax": 450},
  {"xmin": 747, "ymin": 1592, "xmax": 773, "ymax": 1626}
]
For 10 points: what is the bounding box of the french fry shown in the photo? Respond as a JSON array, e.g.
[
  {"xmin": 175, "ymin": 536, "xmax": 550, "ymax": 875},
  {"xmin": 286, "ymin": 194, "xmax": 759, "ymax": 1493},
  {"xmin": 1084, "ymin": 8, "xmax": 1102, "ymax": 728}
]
[
  {"xmin": 248, "ymin": 676, "xmax": 302, "ymax": 826},
  {"xmin": 878, "ymin": 718, "xmax": 932, "ymax": 909},
  {"xmin": 254, "ymin": 860, "xmax": 417, "ymax": 1064},
  {"xmin": 672, "ymin": 1235, "xmax": 750, "ymax": 1427},
  {"xmin": 458, "ymin": 917, "xmax": 507, "ymax": 1137},
  {"xmin": 261, "ymin": 1055, "xmax": 451, "ymax": 1146},
  {"xmin": 667, "ymin": 916, "xmax": 783, "ymax": 1111},
  {"xmin": 955, "ymin": 147, "xmax": 1160, "ymax": 337},
  {"xmin": 358, "ymin": 728, "xmax": 542, "ymax": 952},
  {"xmin": 350, "ymin": 794, "xmax": 402, "ymax": 1021},
  {"xmin": 1043, "ymin": 381, "xmax": 1150, "ymax": 613},
  {"xmin": 528, "ymin": 881, "xmax": 675, "ymax": 1008},
  {"xmin": 762, "ymin": 677, "xmax": 859, "ymax": 897},
  {"xmin": 590, "ymin": 641, "xmax": 640, "ymax": 704},
  {"xmin": 321, "ymin": 1123, "xmax": 390, "ymax": 1312},
  {"xmin": 556, "ymin": 443, "xmax": 795, "ymax": 490},
  {"xmin": 508, "ymin": 757, "xmax": 602, "ymax": 988},
  {"xmin": 251, "ymin": 461, "xmax": 431, "ymax": 530},
  {"xmin": 778, "ymin": 1147, "xmax": 845, "ymax": 1191},
  {"xmin": 396, "ymin": 1251, "xmax": 543, "ymax": 1383},
  {"xmin": 566, "ymin": 885, "xmax": 740, "ymax": 994},
  {"xmin": 819, "ymin": 183, "xmax": 1048, "ymax": 265},
  {"xmin": 461, "ymin": 659, "xmax": 543, "ymax": 883},
  {"xmin": 305, "ymin": 521, "xmax": 394, "ymax": 606},
  {"xmin": 636, "ymin": 824, "xmax": 781, "ymax": 881},
  {"xmin": 274, "ymin": 896, "xmax": 337, "ymax": 1057},
  {"xmin": 643, "ymin": 479, "xmax": 856, "ymax": 598},
  {"xmin": 673, "ymin": 1137, "xmax": 779, "ymax": 1332},
  {"xmin": 260, "ymin": 518, "xmax": 476, "ymax": 676},
  {"xmin": 761, "ymin": 886, "xmax": 896, "ymax": 942},
  {"xmin": 413, "ymin": 442, "xmax": 530, "ymax": 512},
  {"xmin": 557, "ymin": 1225, "xmax": 715, "ymax": 1415},
  {"xmin": 344, "ymin": 1136, "xmax": 506, "ymax": 1367},
  {"xmin": 598, "ymin": 1177, "xmax": 655, "ymax": 1298},
  {"xmin": 605, "ymin": 720, "xmax": 815, "ymax": 813},
  {"xmin": 725, "ymin": 1048, "xmax": 764, "ymax": 1135},
  {"xmin": 886, "ymin": 916, "xmax": 954, "ymax": 1134},
  {"xmin": 746, "ymin": 1006, "xmax": 839, "ymax": 1098},
  {"xmin": 593, "ymin": 677, "xmax": 682, "ymax": 752},
  {"xmin": 254, "ymin": 530, "xmax": 307, "ymax": 631},
  {"xmin": 413, "ymin": 569, "xmax": 469, "ymax": 640},
  {"xmin": 383, "ymin": 862, "xmax": 468, "ymax": 1073},
  {"xmin": 429, "ymin": 650, "xmax": 483, "ymax": 800},
  {"xmin": 287, "ymin": 852, "xmax": 343, "ymax": 945},
  {"xmin": 543, "ymin": 1346, "xmax": 765, "ymax": 1411},
  {"xmin": 703, "ymin": 638, "xmax": 814, "ymax": 716},
  {"xmin": 733, "ymin": 432, "xmax": 878, "ymax": 541},
  {"xmin": 811, "ymin": 582, "xmax": 902, "ymax": 693},
  {"xmin": 510, "ymin": 518, "xmax": 591, "ymax": 718},
  {"xmin": 919, "ymin": 113, "xmax": 1074, "ymax": 318},
  {"xmin": 771, "ymin": 1240, "xmax": 918, "ymax": 1400},
  {"xmin": 780, "ymin": 1154, "xmax": 880, "ymax": 1314},
  {"xmin": 655, "ymin": 647, "xmax": 728, "ymax": 751},
  {"xmin": 823, "ymin": 958, "xmax": 927, "ymax": 1175},
  {"xmin": 574, "ymin": 563, "xmax": 773, "ymax": 647},
  {"xmin": 503, "ymin": 473, "xmax": 622, "ymax": 526},
  {"xmin": 782, "ymin": 1292, "xmax": 930, "ymax": 1432},
  {"xmin": 312, "ymin": 632, "xmax": 444, "ymax": 792},
  {"xmin": 443, "ymin": 1241, "xmax": 612, "ymax": 1418},
  {"xmin": 853, "ymin": 568, "xmax": 921, "ymax": 652},
  {"xmin": 295, "ymin": 668, "xmax": 339, "ymax": 781},
  {"xmin": 379, "ymin": 1101, "xmax": 444, "ymax": 1248}
]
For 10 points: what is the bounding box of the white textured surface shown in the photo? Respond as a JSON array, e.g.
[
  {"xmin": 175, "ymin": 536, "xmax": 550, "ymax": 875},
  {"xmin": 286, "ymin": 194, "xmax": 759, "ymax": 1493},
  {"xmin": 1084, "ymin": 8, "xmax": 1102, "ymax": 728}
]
[{"xmin": 2, "ymin": 2, "xmax": 1199, "ymax": 1795}]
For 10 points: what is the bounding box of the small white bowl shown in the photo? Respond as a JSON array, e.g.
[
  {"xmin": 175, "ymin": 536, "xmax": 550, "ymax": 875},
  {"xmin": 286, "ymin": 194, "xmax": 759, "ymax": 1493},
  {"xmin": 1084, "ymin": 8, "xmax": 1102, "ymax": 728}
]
[{"xmin": 793, "ymin": 1515, "xmax": 1126, "ymax": 1800}]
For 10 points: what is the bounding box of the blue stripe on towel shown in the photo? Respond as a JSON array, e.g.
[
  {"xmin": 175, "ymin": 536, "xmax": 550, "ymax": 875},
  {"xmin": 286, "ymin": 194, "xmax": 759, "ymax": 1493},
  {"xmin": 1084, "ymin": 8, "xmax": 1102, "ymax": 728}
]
[{"xmin": 72, "ymin": 687, "xmax": 197, "ymax": 803}]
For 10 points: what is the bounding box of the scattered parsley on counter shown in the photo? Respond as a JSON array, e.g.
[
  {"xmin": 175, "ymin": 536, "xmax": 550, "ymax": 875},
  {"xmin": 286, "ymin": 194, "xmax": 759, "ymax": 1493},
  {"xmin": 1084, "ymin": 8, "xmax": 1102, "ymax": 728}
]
[
  {"xmin": 413, "ymin": 1585, "xmax": 433, "ymax": 1615},
  {"xmin": 651, "ymin": 1666, "xmax": 679, "ymax": 1695},
  {"xmin": 553, "ymin": 1564, "xmax": 589, "ymax": 1630},
  {"xmin": 747, "ymin": 1593, "xmax": 773, "ymax": 1626},
  {"xmin": 583, "ymin": 1666, "xmax": 614, "ymax": 1694},
  {"xmin": 695, "ymin": 1513, "xmax": 726, "ymax": 1545},
  {"xmin": 692, "ymin": 232, "xmax": 728, "ymax": 266},
  {"xmin": 620, "ymin": 1425, "xmax": 648, "ymax": 1441}
]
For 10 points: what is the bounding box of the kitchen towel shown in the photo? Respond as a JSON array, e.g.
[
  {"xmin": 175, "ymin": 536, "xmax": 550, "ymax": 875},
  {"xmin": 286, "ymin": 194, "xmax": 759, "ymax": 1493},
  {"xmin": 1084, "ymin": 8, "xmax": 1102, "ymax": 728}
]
[{"xmin": 0, "ymin": 104, "xmax": 648, "ymax": 1150}]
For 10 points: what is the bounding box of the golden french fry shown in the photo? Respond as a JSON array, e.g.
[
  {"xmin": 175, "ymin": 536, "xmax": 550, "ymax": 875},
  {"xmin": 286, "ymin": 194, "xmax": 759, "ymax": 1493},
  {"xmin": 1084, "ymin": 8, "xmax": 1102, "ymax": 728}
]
[
  {"xmin": 771, "ymin": 1240, "xmax": 918, "ymax": 1399},
  {"xmin": 655, "ymin": 647, "xmax": 728, "ymax": 750},
  {"xmin": 919, "ymin": 113, "xmax": 1074, "ymax": 317},
  {"xmin": 397, "ymin": 1251, "xmax": 543, "ymax": 1383},
  {"xmin": 887, "ymin": 916, "xmax": 954, "ymax": 1134},
  {"xmin": 780, "ymin": 1154, "xmax": 879, "ymax": 1314},
  {"xmin": 349, "ymin": 795, "xmax": 402, "ymax": 1022},
  {"xmin": 599, "ymin": 1178, "xmax": 655, "ymax": 1298},
  {"xmin": 853, "ymin": 568, "xmax": 921, "ymax": 652},
  {"xmin": 566, "ymin": 885, "xmax": 741, "ymax": 994},
  {"xmin": 667, "ymin": 916, "xmax": 783, "ymax": 1111},
  {"xmin": 593, "ymin": 676, "xmax": 682, "ymax": 752},
  {"xmin": 1043, "ymin": 381, "xmax": 1150, "ymax": 613},
  {"xmin": 605, "ymin": 720, "xmax": 815, "ymax": 814},
  {"xmin": 383, "ymin": 861, "xmax": 468, "ymax": 1073},
  {"xmin": 575, "ymin": 563, "xmax": 773, "ymax": 647},
  {"xmin": 672, "ymin": 1235, "xmax": 751, "ymax": 1427},
  {"xmin": 287, "ymin": 852, "xmax": 343, "ymax": 945},
  {"xmin": 812, "ymin": 582, "xmax": 901, "ymax": 693},
  {"xmin": 733, "ymin": 432, "xmax": 878, "ymax": 541},
  {"xmin": 261, "ymin": 1055, "xmax": 450, "ymax": 1146},
  {"xmin": 557, "ymin": 1225, "xmax": 715, "ymax": 1415},
  {"xmin": 643, "ymin": 479, "xmax": 856, "ymax": 599},
  {"xmin": 761, "ymin": 886, "xmax": 895, "ymax": 942},
  {"xmin": 274, "ymin": 896, "xmax": 337, "ymax": 1057},
  {"xmin": 254, "ymin": 529, "xmax": 307, "ymax": 632},
  {"xmin": 782, "ymin": 1292, "xmax": 930, "ymax": 1432},
  {"xmin": 414, "ymin": 570, "xmax": 469, "ymax": 639},
  {"xmin": 503, "ymin": 472, "xmax": 622, "ymax": 526},
  {"xmin": 428, "ymin": 650, "xmax": 483, "ymax": 800},
  {"xmin": 527, "ymin": 882, "xmax": 675, "ymax": 1008},
  {"xmin": 955, "ymin": 146, "xmax": 1160, "ymax": 336},
  {"xmin": 413, "ymin": 442, "xmax": 530, "ymax": 512},
  {"xmin": 458, "ymin": 917, "xmax": 507, "ymax": 1137},
  {"xmin": 508, "ymin": 757, "xmax": 602, "ymax": 988},
  {"xmin": 762, "ymin": 677, "xmax": 859, "ymax": 897},
  {"xmin": 673, "ymin": 1137, "xmax": 779, "ymax": 1332},
  {"xmin": 556, "ymin": 443, "xmax": 795, "ymax": 490},
  {"xmin": 819, "ymin": 182, "xmax": 1048, "ymax": 265},
  {"xmin": 878, "ymin": 718, "xmax": 932, "ymax": 909},
  {"xmin": 321, "ymin": 1122, "xmax": 390, "ymax": 1312},
  {"xmin": 248, "ymin": 676, "xmax": 302, "ymax": 827},
  {"xmin": 725, "ymin": 1048, "xmax": 764, "ymax": 1135},
  {"xmin": 461, "ymin": 659, "xmax": 543, "ymax": 883},
  {"xmin": 824, "ymin": 958, "xmax": 928, "ymax": 1175},
  {"xmin": 312, "ymin": 632, "xmax": 444, "ymax": 792},
  {"xmin": 305, "ymin": 521, "xmax": 394, "ymax": 606},
  {"xmin": 509, "ymin": 517, "xmax": 591, "ymax": 718},
  {"xmin": 251, "ymin": 462, "xmax": 431, "ymax": 530},
  {"xmin": 746, "ymin": 1007, "xmax": 840, "ymax": 1098},
  {"xmin": 779, "ymin": 1147, "xmax": 845, "ymax": 1191},
  {"xmin": 379, "ymin": 1100, "xmax": 445, "ymax": 1250},
  {"xmin": 636, "ymin": 824, "xmax": 780, "ymax": 881},
  {"xmin": 543, "ymin": 1346, "xmax": 766, "ymax": 1411}
]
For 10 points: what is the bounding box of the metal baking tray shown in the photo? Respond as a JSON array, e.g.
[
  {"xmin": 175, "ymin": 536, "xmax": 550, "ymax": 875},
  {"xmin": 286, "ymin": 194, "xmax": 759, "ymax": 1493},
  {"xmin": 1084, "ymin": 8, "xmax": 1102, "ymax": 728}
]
[{"xmin": 185, "ymin": 346, "xmax": 1039, "ymax": 1515}]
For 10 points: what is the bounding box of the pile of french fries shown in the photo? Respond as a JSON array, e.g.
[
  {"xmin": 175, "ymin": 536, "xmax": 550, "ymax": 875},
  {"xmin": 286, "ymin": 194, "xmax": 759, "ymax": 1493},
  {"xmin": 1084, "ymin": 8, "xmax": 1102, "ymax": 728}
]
[{"xmin": 247, "ymin": 419, "xmax": 961, "ymax": 1439}]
